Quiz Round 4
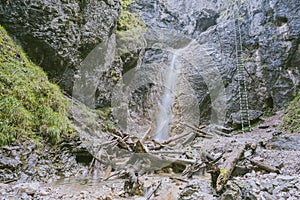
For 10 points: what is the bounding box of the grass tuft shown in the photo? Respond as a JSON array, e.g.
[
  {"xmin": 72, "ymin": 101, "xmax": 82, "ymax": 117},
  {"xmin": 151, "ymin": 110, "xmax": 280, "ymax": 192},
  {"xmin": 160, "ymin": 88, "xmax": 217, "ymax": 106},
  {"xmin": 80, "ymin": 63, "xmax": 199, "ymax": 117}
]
[{"xmin": 0, "ymin": 25, "xmax": 73, "ymax": 145}]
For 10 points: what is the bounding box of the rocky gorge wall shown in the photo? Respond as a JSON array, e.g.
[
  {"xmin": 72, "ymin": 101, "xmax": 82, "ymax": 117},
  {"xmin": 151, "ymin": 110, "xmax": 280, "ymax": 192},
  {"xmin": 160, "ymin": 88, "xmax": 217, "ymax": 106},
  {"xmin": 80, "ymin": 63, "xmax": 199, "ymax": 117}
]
[
  {"xmin": 133, "ymin": 0, "xmax": 300, "ymax": 124},
  {"xmin": 1, "ymin": 0, "xmax": 299, "ymax": 129},
  {"xmin": 0, "ymin": 0, "xmax": 120, "ymax": 93}
]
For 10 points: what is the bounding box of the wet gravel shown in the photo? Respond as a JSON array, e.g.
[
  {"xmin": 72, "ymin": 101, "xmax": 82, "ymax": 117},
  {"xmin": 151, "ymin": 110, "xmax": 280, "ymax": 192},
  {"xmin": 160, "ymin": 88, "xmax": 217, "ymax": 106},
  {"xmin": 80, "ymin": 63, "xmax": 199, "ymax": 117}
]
[{"xmin": 0, "ymin": 112, "xmax": 299, "ymax": 199}]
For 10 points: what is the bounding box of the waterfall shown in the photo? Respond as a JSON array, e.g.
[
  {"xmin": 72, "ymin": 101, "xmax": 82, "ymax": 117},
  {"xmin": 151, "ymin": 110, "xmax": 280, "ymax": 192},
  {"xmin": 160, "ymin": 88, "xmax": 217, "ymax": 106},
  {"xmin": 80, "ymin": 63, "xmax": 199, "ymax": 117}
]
[{"xmin": 153, "ymin": 53, "xmax": 179, "ymax": 142}]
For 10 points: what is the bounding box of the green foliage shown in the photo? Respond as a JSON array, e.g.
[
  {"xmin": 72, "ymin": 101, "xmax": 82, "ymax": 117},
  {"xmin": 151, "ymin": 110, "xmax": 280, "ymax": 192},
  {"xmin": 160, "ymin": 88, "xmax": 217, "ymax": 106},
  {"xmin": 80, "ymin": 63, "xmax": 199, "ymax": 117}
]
[
  {"xmin": 219, "ymin": 168, "xmax": 228, "ymax": 183},
  {"xmin": 268, "ymin": 35, "xmax": 277, "ymax": 41},
  {"xmin": 282, "ymin": 90, "xmax": 300, "ymax": 133},
  {"xmin": 109, "ymin": 69, "xmax": 120, "ymax": 83},
  {"xmin": 95, "ymin": 107, "xmax": 112, "ymax": 120},
  {"xmin": 75, "ymin": 103, "xmax": 114, "ymax": 133},
  {"xmin": 0, "ymin": 25, "xmax": 72, "ymax": 145},
  {"xmin": 101, "ymin": 121, "xmax": 116, "ymax": 132},
  {"xmin": 117, "ymin": 0, "xmax": 145, "ymax": 32}
]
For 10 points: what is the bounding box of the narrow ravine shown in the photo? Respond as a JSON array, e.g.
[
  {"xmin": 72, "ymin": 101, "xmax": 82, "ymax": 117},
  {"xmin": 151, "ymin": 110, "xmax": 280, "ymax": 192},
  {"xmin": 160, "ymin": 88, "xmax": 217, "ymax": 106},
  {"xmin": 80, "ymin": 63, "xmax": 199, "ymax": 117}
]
[{"xmin": 0, "ymin": 0, "xmax": 299, "ymax": 199}]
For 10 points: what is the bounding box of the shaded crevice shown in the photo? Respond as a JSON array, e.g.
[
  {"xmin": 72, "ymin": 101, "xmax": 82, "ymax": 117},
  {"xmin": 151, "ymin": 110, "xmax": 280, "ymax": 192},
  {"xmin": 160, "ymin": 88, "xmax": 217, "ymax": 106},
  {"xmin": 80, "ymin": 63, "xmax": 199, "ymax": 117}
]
[
  {"xmin": 20, "ymin": 34, "xmax": 68, "ymax": 81},
  {"xmin": 74, "ymin": 151, "xmax": 93, "ymax": 166},
  {"xmin": 274, "ymin": 15, "xmax": 288, "ymax": 26}
]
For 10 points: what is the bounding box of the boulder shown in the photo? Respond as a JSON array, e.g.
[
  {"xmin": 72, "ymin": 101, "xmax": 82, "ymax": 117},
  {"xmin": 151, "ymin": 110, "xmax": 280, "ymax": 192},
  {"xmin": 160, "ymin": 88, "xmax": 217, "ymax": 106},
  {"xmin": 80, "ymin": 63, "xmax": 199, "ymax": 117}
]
[{"xmin": 230, "ymin": 110, "xmax": 263, "ymax": 125}]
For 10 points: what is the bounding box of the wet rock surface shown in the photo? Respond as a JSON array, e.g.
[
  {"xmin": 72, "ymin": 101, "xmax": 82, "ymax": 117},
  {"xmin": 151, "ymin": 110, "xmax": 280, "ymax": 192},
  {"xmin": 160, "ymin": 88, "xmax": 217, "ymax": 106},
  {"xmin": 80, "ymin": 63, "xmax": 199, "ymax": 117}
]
[
  {"xmin": 0, "ymin": 135, "xmax": 95, "ymax": 199},
  {"xmin": 1, "ymin": 111, "xmax": 299, "ymax": 199},
  {"xmin": 225, "ymin": 173, "xmax": 300, "ymax": 200},
  {"xmin": 0, "ymin": 0, "xmax": 298, "ymax": 128},
  {"xmin": 0, "ymin": 139, "xmax": 79, "ymax": 184},
  {"xmin": 133, "ymin": 0, "xmax": 300, "ymax": 125}
]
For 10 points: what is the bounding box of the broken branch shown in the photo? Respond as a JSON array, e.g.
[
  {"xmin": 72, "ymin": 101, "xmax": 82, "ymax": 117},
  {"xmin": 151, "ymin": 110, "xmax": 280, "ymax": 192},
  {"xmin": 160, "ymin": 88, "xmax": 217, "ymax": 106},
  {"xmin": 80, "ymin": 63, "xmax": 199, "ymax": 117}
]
[
  {"xmin": 179, "ymin": 122, "xmax": 211, "ymax": 137},
  {"xmin": 247, "ymin": 158, "xmax": 280, "ymax": 173},
  {"xmin": 146, "ymin": 181, "xmax": 162, "ymax": 200}
]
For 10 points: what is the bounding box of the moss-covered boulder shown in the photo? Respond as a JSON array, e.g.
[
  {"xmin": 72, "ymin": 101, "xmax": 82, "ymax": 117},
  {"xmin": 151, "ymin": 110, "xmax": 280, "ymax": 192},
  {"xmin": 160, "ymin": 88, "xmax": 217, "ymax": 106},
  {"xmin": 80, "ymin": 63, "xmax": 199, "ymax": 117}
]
[{"xmin": 0, "ymin": 26, "xmax": 72, "ymax": 145}]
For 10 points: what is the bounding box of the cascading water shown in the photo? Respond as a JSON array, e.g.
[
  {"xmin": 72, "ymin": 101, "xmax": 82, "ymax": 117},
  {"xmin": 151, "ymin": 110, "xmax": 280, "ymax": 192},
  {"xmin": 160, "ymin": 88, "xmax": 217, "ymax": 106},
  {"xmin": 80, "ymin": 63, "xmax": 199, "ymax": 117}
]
[{"xmin": 153, "ymin": 53, "xmax": 179, "ymax": 142}]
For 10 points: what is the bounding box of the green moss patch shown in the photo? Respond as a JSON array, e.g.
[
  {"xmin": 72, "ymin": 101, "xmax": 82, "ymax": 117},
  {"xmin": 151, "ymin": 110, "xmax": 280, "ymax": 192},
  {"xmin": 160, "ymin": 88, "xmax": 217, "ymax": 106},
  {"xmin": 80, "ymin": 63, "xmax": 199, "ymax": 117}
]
[
  {"xmin": 282, "ymin": 89, "xmax": 300, "ymax": 133},
  {"xmin": 117, "ymin": 0, "xmax": 145, "ymax": 32},
  {"xmin": 0, "ymin": 26, "xmax": 72, "ymax": 145}
]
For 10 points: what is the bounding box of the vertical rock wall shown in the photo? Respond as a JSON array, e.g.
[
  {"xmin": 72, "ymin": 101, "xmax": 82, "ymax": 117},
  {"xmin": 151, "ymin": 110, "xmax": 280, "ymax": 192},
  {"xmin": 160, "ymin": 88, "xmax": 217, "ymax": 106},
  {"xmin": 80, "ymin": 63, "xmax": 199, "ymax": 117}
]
[
  {"xmin": 0, "ymin": 0, "xmax": 299, "ymax": 127},
  {"xmin": 134, "ymin": 0, "xmax": 300, "ymax": 125},
  {"xmin": 0, "ymin": 0, "xmax": 120, "ymax": 93}
]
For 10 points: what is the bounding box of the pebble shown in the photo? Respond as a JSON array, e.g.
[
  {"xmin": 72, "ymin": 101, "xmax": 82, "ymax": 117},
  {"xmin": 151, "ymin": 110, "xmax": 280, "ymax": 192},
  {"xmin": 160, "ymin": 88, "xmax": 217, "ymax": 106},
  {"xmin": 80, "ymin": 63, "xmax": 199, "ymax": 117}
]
[
  {"xmin": 229, "ymin": 172, "xmax": 300, "ymax": 200},
  {"xmin": 260, "ymin": 191, "xmax": 274, "ymax": 200},
  {"xmin": 21, "ymin": 182, "xmax": 39, "ymax": 195},
  {"xmin": 244, "ymin": 150, "xmax": 252, "ymax": 157},
  {"xmin": 295, "ymin": 182, "xmax": 300, "ymax": 190},
  {"xmin": 277, "ymin": 175, "xmax": 295, "ymax": 181},
  {"xmin": 39, "ymin": 188, "xmax": 49, "ymax": 196}
]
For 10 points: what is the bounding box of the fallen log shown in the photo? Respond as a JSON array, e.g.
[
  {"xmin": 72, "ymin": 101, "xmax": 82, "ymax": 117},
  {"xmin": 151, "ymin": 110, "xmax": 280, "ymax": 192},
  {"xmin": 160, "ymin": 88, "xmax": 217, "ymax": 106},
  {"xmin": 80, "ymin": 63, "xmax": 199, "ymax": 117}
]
[
  {"xmin": 182, "ymin": 160, "xmax": 206, "ymax": 177},
  {"xmin": 114, "ymin": 135, "xmax": 132, "ymax": 151},
  {"xmin": 141, "ymin": 127, "xmax": 151, "ymax": 142},
  {"xmin": 179, "ymin": 122, "xmax": 211, "ymax": 137},
  {"xmin": 161, "ymin": 131, "xmax": 194, "ymax": 145},
  {"xmin": 149, "ymin": 150, "xmax": 185, "ymax": 154},
  {"xmin": 216, "ymin": 144, "xmax": 246, "ymax": 193},
  {"xmin": 182, "ymin": 132, "xmax": 197, "ymax": 145},
  {"xmin": 213, "ymin": 129, "xmax": 232, "ymax": 137},
  {"xmin": 183, "ymin": 152, "xmax": 223, "ymax": 178},
  {"xmin": 247, "ymin": 158, "xmax": 280, "ymax": 174},
  {"xmin": 133, "ymin": 140, "xmax": 148, "ymax": 153},
  {"xmin": 169, "ymin": 176, "xmax": 188, "ymax": 183},
  {"xmin": 88, "ymin": 157, "xmax": 95, "ymax": 175},
  {"xmin": 103, "ymin": 165, "xmax": 112, "ymax": 180},
  {"xmin": 160, "ymin": 156, "xmax": 196, "ymax": 166},
  {"xmin": 103, "ymin": 170, "xmax": 123, "ymax": 181}
]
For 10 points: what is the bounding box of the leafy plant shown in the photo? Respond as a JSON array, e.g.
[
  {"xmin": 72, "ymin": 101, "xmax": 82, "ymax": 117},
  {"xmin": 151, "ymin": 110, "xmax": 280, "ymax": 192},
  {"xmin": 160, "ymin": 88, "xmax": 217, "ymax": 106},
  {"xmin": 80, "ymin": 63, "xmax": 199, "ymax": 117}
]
[
  {"xmin": 100, "ymin": 120, "xmax": 117, "ymax": 132},
  {"xmin": 219, "ymin": 168, "xmax": 228, "ymax": 184},
  {"xmin": 0, "ymin": 25, "xmax": 73, "ymax": 145}
]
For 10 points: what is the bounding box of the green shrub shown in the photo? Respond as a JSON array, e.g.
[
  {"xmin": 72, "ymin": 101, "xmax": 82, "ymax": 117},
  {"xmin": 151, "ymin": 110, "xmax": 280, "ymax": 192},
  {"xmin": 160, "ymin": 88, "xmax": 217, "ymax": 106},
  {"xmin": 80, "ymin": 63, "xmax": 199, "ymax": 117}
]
[
  {"xmin": 116, "ymin": 0, "xmax": 146, "ymax": 63},
  {"xmin": 0, "ymin": 25, "xmax": 72, "ymax": 145}
]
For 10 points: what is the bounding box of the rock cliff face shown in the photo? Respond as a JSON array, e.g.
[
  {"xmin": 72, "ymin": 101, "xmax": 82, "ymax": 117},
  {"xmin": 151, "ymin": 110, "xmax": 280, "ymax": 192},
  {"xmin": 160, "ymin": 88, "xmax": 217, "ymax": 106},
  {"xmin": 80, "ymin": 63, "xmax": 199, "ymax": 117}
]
[
  {"xmin": 0, "ymin": 0, "xmax": 299, "ymax": 127},
  {"xmin": 0, "ymin": 0, "xmax": 120, "ymax": 93},
  {"xmin": 133, "ymin": 0, "xmax": 299, "ymax": 125}
]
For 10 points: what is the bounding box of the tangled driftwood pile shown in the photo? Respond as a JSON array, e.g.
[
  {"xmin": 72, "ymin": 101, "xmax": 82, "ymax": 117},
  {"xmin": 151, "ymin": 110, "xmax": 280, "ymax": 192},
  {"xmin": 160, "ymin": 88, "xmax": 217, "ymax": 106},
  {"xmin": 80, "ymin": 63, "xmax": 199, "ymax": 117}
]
[{"xmin": 70, "ymin": 100, "xmax": 282, "ymax": 198}]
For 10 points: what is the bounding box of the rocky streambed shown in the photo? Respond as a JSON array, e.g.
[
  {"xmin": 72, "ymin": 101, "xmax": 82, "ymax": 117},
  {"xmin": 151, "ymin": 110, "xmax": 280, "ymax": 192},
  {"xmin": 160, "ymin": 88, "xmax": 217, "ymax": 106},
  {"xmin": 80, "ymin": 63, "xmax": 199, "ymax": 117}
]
[{"xmin": 0, "ymin": 111, "xmax": 299, "ymax": 200}]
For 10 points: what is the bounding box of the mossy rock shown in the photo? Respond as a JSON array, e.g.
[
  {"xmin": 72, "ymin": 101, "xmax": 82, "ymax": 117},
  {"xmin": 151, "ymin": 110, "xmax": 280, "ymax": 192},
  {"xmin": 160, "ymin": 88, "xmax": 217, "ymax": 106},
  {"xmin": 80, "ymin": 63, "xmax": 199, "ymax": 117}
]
[
  {"xmin": 118, "ymin": 0, "xmax": 145, "ymax": 32},
  {"xmin": 282, "ymin": 89, "xmax": 300, "ymax": 133},
  {"xmin": 0, "ymin": 26, "xmax": 72, "ymax": 145}
]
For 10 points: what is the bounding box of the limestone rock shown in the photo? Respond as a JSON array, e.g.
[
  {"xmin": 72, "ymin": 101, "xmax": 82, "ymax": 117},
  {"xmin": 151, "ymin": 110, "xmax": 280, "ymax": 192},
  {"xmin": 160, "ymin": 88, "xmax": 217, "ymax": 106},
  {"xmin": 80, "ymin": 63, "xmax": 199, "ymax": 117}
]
[
  {"xmin": 0, "ymin": 0, "xmax": 120, "ymax": 93},
  {"xmin": 230, "ymin": 110, "xmax": 263, "ymax": 125}
]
